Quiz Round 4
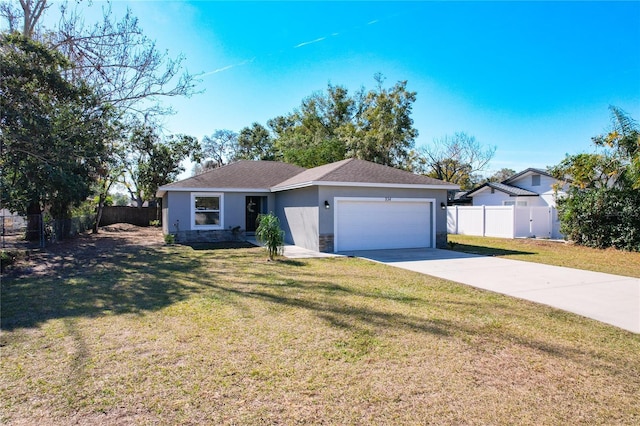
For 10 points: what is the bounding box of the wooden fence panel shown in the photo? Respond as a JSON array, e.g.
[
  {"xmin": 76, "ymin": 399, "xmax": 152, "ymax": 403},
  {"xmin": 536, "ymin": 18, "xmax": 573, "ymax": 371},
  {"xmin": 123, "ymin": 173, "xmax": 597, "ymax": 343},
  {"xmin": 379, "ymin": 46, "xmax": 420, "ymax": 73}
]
[{"xmin": 99, "ymin": 206, "xmax": 160, "ymax": 227}]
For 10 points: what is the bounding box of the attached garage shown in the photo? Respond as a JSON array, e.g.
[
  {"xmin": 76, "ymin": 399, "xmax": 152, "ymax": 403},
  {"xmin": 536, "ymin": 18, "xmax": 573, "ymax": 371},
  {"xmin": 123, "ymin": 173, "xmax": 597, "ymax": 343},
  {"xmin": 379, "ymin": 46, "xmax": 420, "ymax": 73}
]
[{"xmin": 334, "ymin": 197, "xmax": 434, "ymax": 252}]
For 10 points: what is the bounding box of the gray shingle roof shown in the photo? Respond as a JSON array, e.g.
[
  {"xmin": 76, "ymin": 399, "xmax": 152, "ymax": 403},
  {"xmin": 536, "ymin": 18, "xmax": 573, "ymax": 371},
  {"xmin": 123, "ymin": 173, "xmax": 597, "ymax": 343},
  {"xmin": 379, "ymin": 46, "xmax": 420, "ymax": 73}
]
[
  {"xmin": 158, "ymin": 158, "xmax": 458, "ymax": 196},
  {"xmin": 466, "ymin": 182, "xmax": 539, "ymax": 197},
  {"xmin": 503, "ymin": 168, "xmax": 553, "ymax": 184},
  {"xmin": 272, "ymin": 158, "xmax": 456, "ymax": 190},
  {"xmin": 158, "ymin": 161, "xmax": 305, "ymax": 192}
]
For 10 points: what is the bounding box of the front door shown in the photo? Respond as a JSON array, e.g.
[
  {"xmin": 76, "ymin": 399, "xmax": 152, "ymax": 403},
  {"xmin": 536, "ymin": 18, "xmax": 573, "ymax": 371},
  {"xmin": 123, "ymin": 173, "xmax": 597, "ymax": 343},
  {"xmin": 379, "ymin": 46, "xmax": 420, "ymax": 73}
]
[{"xmin": 245, "ymin": 196, "xmax": 262, "ymax": 233}]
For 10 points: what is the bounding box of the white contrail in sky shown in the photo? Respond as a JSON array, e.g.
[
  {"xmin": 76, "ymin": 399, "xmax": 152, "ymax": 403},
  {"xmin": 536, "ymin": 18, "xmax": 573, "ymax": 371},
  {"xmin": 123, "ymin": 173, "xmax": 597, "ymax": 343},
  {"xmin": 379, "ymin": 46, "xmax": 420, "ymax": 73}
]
[
  {"xmin": 294, "ymin": 37, "xmax": 326, "ymax": 48},
  {"xmin": 204, "ymin": 65, "xmax": 234, "ymax": 75},
  {"xmin": 201, "ymin": 58, "xmax": 255, "ymax": 77},
  {"xmin": 201, "ymin": 15, "xmax": 383, "ymax": 77}
]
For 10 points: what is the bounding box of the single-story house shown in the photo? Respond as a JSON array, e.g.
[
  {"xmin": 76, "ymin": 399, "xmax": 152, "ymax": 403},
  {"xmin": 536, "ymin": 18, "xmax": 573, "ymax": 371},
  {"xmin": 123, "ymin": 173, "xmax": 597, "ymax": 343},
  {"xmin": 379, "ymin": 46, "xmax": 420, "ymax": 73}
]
[
  {"xmin": 465, "ymin": 168, "xmax": 565, "ymax": 207},
  {"xmin": 156, "ymin": 158, "xmax": 458, "ymax": 253}
]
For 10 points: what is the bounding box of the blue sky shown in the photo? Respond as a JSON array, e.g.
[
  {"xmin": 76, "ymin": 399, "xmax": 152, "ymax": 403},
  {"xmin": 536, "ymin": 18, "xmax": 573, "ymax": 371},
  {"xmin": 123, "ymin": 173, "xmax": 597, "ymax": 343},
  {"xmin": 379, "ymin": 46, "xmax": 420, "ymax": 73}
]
[{"xmin": 45, "ymin": 1, "xmax": 640, "ymax": 174}]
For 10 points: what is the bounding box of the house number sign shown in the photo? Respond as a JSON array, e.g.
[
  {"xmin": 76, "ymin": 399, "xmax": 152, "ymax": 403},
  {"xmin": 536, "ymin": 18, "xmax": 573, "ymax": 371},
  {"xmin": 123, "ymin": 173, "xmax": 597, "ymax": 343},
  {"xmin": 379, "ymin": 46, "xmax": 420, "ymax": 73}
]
[{"xmin": 384, "ymin": 197, "xmax": 392, "ymax": 201}]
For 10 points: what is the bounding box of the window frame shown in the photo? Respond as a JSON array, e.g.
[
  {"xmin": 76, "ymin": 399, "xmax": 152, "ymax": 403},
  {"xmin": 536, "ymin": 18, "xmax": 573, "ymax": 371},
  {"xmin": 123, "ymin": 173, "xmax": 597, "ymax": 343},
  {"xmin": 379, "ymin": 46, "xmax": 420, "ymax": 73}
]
[
  {"xmin": 531, "ymin": 174, "xmax": 541, "ymax": 186},
  {"xmin": 192, "ymin": 193, "xmax": 224, "ymax": 230},
  {"xmin": 503, "ymin": 200, "xmax": 528, "ymax": 207}
]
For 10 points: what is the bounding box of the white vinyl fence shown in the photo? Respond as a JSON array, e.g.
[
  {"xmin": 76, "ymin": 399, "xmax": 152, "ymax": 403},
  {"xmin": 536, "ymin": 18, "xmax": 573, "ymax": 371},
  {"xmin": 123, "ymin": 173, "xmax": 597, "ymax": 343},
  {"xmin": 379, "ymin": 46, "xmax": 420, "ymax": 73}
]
[{"xmin": 447, "ymin": 206, "xmax": 563, "ymax": 239}]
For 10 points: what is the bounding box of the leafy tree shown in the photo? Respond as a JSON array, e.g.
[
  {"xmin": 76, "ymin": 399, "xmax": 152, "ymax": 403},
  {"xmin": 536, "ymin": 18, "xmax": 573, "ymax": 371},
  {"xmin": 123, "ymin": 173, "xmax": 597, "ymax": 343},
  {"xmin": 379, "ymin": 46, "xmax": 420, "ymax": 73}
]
[
  {"xmin": 270, "ymin": 84, "xmax": 352, "ymax": 167},
  {"xmin": 255, "ymin": 213, "xmax": 285, "ymax": 261},
  {"xmin": 486, "ymin": 168, "xmax": 516, "ymax": 183},
  {"xmin": 1, "ymin": 33, "xmax": 110, "ymax": 238},
  {"xmin": 268, "ymin": 76, "xmax": 418, "ymax": 169},
  {"xmin": 92, "ymin": 120, "xmax": 127, "ymax": 232},
  {"xmin": 3, "ymin": 0, "xmax": 200, "ymax": 233},
  {"xmin": 551, "ymin": 106, "xmax": 640, "ymax": 251},
  {"xmin": 591, "ymin": 107, "xmax": 639, "ymax": 190},
  {"xmin": 418, "ymin": 132, "xmax": 495, "ymax": 190},
  {"xmin": 236, "ymin": 123, "xmax": 275, "ymax": 161},
  {"xmin": 346, "ymin": 75, "xmax": 418, "ymax": 169},
  {"xmin": 121, "ymin": 123, "xmax": 201, "ymax": 207},
  {"xmin": 110, "ymin": 192, "xmax": 130, "ymax": 206}
]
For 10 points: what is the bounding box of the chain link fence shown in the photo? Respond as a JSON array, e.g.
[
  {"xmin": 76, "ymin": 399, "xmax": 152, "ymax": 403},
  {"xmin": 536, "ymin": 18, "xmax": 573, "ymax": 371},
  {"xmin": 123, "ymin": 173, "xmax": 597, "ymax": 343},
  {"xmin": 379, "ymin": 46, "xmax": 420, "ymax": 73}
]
[{"xmin": 1, "ymin": 214, "xmax": 94, "ymax": 250}]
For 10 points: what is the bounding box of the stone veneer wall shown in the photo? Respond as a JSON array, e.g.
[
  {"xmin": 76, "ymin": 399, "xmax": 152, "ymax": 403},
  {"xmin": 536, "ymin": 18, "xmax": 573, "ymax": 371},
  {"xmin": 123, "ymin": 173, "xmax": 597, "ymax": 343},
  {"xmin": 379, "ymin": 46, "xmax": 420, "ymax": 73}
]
[
  {"xmin": 173, "ymin": 228, "xmax": 246, "ymax": 244},
  {"xmin": 319, "ymin": 232, "xmax": 444, "ymax": 252},
  {"xmin": 318, "ymin": 234, "xmax": 334, "ymax": 253}
]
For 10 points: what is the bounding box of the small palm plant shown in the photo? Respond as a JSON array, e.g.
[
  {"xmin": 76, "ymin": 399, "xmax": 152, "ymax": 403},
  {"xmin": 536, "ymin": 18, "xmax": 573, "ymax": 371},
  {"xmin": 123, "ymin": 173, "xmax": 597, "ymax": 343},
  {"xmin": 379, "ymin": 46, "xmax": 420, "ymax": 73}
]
[{"xmin": 255, "ymin": 213, "xmax": 285, "ymax": 260}]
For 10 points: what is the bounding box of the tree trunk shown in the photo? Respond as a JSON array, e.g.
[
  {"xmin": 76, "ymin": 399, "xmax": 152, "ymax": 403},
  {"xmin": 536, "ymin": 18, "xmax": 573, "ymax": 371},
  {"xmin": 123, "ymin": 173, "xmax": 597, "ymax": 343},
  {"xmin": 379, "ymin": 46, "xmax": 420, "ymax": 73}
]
[
  {"xmin": 93, "ymin": 193, "xmax": 106, "ymax": 234},
  {"xmin": 25, "ymin": 201, "xmax": 42, "ymax": 241}
]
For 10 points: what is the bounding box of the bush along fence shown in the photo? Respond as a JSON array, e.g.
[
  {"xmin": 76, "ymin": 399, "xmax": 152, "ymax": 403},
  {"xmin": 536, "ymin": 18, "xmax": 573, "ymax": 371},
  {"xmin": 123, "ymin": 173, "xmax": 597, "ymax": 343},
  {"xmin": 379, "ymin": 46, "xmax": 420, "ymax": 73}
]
[
  {"xmin": 1, "ymin": 214, "xmax": 94, "ymax": 249},
  {"xmin": 447, "ymin": 205, "xmax": 563, "ymax": 240}
]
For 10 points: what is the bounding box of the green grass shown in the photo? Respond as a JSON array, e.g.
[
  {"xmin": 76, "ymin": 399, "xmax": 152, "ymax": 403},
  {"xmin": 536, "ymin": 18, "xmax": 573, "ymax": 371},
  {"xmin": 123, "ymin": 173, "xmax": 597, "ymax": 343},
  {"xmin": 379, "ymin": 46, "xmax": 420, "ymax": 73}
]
[
  {"xmin": 448, "ymin": 234, "xmax": 640, "ymax": 278},
  {"xmin": 1, "ymin": 239, "xmax": 639, "ymax": 425}
]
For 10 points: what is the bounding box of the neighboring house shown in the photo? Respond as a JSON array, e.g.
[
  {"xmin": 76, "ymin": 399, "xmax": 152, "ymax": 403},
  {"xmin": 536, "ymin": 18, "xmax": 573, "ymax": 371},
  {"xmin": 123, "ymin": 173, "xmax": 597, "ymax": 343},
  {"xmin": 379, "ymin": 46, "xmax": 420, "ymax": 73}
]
[
  {"xmin": 1, "ymin": 209, "xmax": 27, "ymax": 233},
  {"xmin": 157, "ymin": 159, "xmax": 458, "ymax": 253},
  {"xmin": 465, "ymin": 168, "xmax": 565, "ymax": 207},
  {"xmin": 448, "ymin": 191, "xmax": 473, "ymax": 206},
  {"xmin": 449, "ymin": 168, "xmax": 567, "ymax": 239}
]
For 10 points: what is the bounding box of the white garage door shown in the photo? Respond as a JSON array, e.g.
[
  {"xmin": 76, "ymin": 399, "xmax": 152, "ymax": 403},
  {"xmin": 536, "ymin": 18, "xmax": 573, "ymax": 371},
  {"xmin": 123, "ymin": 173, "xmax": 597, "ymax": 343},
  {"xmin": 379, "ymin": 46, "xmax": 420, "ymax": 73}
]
[{"xmin": 335, "ymin": 198, "xmax": 432, "ymax": 251}]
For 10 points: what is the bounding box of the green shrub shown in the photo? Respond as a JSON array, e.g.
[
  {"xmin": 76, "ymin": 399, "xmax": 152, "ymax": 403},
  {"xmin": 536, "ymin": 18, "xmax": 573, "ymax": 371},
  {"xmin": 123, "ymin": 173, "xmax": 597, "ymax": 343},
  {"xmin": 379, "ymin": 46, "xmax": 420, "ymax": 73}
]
[
  {"xmin": 164, "ymin": 233, "xmax": 175, "ymax": 244},
  {"xmin": 558, "ymin": 186, "xmax": 640, "ymax": 251},
  {"xmin": 1, "ymin": 250, "xmax": 17, "ymax": 273},
  {"xmin": 255, "ymin": 213, "xmax": 285, "ymax": 260},
  {"xmin": 149, "ymin": 220, "xmax": 161, "ymax": 227}
]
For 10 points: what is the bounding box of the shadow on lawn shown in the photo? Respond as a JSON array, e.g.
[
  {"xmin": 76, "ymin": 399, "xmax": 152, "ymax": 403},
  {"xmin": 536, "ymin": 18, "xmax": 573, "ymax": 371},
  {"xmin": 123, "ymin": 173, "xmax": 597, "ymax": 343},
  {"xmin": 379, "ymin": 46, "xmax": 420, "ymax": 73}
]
[
  {"xmin": 447, "ymin": 243, "xmax": 535, "ymax": 257},
  {"xmin": 182, "ymin": 241, "xmax": 257, "ymax": 251},
  {"xmin": 204, "ymin": 277, "xmax": 451, "ymax": 337},
  {"xmin": 0, "ymin": 236, "xmax": 207, "ymax": 331},
  {"xmin": 3, "ymin": 234, "xmax": 634, "ymax": 378},
  {"xmin": 201, "ymin": 272, "xmax": 637, "ymax": 377}
]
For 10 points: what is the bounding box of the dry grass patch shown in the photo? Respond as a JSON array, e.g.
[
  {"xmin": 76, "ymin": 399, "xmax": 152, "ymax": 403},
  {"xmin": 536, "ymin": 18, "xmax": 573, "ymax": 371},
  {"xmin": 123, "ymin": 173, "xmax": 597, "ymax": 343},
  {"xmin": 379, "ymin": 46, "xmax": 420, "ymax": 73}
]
[
  {"xmin": 448, "ymin": 234, "xmax": 640, "ymax": 278},
  {"xmin": 1, "ymin": 230, "xmax": 639, "ymax": 425}
]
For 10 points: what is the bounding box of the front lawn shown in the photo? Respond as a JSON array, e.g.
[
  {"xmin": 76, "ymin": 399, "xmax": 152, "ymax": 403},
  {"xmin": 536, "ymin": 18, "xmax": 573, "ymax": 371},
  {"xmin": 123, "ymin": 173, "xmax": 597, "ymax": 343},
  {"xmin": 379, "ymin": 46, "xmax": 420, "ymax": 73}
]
[
  {"xmin": 1, "ymin": 232, "xmax": 639, "ymax": 425},
  {"xmin": 448, "ymin": 234, "xmax": 640, "ymax": 278}
]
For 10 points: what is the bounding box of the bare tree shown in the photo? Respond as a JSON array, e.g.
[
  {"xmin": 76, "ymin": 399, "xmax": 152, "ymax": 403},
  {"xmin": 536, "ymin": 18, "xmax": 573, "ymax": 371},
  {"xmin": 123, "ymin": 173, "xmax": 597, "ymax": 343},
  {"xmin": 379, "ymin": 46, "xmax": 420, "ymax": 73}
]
[
  {"xmin": 3, "ymin": 0, "xmax": 198, "ymax": 119},
  {"xmin": 201, "ymin": 130, "xmax": 239, "ymax": 169},
  {"xmin": 0, "ymin": 1, "xmax": 23, "ymax": 33},
  {"xmin": 0, "ymin": 0, "xmax": 49, "ymax": 36},
  {"xmin": 419, "ymin": 132, "xmax": 495, "ymax": 190}
]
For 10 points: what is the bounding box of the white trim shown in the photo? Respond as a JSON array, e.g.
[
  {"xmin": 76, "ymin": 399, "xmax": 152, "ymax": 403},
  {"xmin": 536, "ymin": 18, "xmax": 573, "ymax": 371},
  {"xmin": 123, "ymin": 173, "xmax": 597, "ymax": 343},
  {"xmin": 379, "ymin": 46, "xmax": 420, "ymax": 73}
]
[
  {"xmin": 333, "ymin": 197, "xmax": 436, "ymax": 252},
  {"xmin": 158, "ymin": 181, "xmax": 458, "ymax": 197},
  {"xmin": 272, "ymin": 180, "xmax": 459, "ymax": 192},
  {"xmin": 191, "ymin": 192, "xmax": 224, "ymax": 230},
  {"xmin": 157, "ymin": 187, "xmax": 268, "ymax": 197}
]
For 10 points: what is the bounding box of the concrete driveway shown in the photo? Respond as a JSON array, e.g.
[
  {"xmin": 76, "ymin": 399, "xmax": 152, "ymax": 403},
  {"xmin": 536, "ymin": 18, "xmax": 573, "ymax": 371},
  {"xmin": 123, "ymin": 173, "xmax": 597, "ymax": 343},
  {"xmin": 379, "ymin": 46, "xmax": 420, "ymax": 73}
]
[{"xmin": 339, "ymin": 248, "xmax": 640, "ymax": 334}]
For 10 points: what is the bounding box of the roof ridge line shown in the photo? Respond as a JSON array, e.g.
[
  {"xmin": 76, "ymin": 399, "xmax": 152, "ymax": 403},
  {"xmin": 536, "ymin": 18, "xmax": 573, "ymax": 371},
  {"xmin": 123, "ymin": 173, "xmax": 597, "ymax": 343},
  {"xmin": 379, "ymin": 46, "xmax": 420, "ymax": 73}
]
[{"xmin": 307, "ymin": 158, "xmax": 354, "ymax": 180}]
